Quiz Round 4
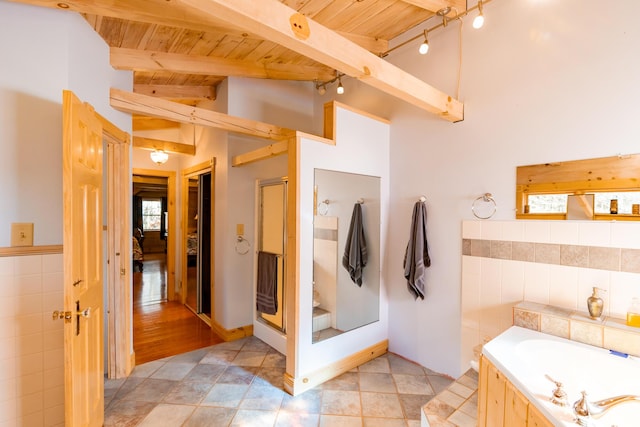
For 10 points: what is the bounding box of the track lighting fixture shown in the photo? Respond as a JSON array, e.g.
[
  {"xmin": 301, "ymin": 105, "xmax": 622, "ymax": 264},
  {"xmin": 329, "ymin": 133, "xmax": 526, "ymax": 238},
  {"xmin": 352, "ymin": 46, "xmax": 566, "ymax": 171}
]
[
  {"xmin": 336, "ymin": 76, "xmax": 344, "ymax": 94},
  {"xmin": 317, "ymin": 84, "xmax": 326, "ymax": 95},
  {"xmin": 418, "ymin": 30, "xmax": 429, "ymax": 55},
  {"xmin": 473, "ymin": 0, "xmax": 485, "ymax": 29}
]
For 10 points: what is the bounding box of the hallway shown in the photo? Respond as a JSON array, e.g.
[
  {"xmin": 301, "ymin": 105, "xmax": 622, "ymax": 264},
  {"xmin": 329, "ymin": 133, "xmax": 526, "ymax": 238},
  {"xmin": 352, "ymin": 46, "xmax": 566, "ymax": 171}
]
[{"xmin": 134, "ymin": 253, "xmax": 224, "ymax": 365}]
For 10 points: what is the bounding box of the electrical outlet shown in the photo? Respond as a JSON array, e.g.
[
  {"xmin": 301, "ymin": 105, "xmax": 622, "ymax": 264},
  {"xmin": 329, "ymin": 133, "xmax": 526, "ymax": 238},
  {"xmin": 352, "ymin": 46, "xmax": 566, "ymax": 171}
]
[{"xmin": 11, "ymin": 223, "xmax": 34, "ymax": 247}]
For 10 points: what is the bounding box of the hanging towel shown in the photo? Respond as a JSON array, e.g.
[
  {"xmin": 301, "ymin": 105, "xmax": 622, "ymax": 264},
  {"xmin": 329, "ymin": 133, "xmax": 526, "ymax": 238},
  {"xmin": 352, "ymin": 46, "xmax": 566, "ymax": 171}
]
[
  {"xmin": 403, "ymin": 201, "xmax": 431, "ymax": 300},
  {"xmin": 256, "ymin": 251, "xmax": 278, "ymax": 315},
  {"xmin": 342, "ymin": 203, "xmax": 368, "ymax": 286}
]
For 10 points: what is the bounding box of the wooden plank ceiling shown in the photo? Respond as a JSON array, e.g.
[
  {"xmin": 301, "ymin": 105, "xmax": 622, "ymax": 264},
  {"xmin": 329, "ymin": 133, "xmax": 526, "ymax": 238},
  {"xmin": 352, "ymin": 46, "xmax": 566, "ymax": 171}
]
[{"xmin": 12, "ymin": 0, "xmax": 466, "ymax": 134}]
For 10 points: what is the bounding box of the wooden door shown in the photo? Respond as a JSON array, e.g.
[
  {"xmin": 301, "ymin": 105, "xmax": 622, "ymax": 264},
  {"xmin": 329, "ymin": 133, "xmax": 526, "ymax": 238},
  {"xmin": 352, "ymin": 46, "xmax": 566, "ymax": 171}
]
[{"xmin": 62, "ymin": 90, "xmax": 104, "ymax": 426}]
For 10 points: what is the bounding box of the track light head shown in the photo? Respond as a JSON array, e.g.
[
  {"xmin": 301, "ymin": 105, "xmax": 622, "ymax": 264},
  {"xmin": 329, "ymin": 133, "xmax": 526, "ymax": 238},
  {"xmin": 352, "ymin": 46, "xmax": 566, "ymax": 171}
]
[
  {"xmin": 473, "ymin": 0, "xmax": 485, "ymax": 29},
  {"xmin": 336, "ymin": 77, "xmax": 344, "ymax": 95},
  {"xmin": 418, "ymin": 30, "xmax": 429, "ymax": 55},
  {"xmin": 317, "ymin": 84, "xmax": 326, "ymax": 95}
]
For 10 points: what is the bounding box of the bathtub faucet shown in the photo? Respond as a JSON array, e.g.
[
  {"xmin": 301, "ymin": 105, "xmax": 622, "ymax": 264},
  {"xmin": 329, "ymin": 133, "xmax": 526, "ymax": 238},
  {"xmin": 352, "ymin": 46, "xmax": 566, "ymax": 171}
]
[{"xmin": 573, "ymin": 390, "xmax": 640, "ymax": 426}]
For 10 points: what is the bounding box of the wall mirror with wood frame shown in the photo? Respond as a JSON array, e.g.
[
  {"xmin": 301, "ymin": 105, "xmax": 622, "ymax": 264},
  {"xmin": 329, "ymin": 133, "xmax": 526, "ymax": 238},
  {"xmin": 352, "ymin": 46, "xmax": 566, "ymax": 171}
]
[{"xmin": 516, "ymin": 153, "xmax": 640, "ymax": 220}]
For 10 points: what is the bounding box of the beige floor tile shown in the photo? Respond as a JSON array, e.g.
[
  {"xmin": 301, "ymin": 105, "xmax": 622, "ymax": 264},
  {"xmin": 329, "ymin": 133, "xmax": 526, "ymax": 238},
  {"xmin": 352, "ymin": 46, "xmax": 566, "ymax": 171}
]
[
  {"xmin": 358, "ymin": 357, "xmax": 391, "ymax": 373},
  {"xmin": 231, "ymin": 409, "xmax": 278, "ymax": 427},
  {"xmin": 150, "ymin": 362, "xmax": 197, "ymax": 381},
  {"xmin": 360, "ymin": 392, "xmax": 403, "ymax": 418},
  {"xmin": 447, "ymin": 409, "xmax": 476, "ymax": 427},
  {"xmin": 183, "ymin": 406, "xmax": 235, "ymax": 427},
  {"xmin": 319, "ymin": 414, "xmax": 363, "ymax": 427},
  {"xmin": 275, "ymin": 411, "xmax": 320, "ymax": 427},
  {"xmin": 358, "ymin": 373, "xmax": 396, "ymax": 393},
  {"xmin": 137, "ymin": 403, "xmax": 195, "ymax": 427},
  {"xmin": 392, "ymin": 374, "xmax": 433, "ymax": 395},
  {"xmin": 232, "ymin": 351, "xmax": 267, "ymax": 367},
  {"xmin": 321, "ymin": 390, "xmax": 362, "ymax": 416},
  {"xmin": 162, "ymin": 381, "xmax": 212, "ymax": 405},
  {"xmin": 239, "ymin": 384, "xmax": 285, "ymax": 411},
  {"xmin": 201, "ymin": 383, "xmax": 249, "ymax": 408},
  {"xmin": 362, "ymin": 417, "xmax": 406, "ymax": 426}
]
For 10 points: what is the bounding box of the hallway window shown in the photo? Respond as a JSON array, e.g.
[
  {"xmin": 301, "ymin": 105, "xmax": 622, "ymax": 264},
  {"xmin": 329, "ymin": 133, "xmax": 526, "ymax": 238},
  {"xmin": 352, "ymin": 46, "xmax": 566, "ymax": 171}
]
[{"xmin": 142, "ymin": 199, "xmax": 162, "ymax": 230}]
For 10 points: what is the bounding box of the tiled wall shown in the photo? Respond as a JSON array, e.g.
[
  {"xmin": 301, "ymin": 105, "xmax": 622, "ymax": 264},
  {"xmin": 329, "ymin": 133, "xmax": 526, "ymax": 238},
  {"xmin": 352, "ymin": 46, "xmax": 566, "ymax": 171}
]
[
  {"xmin": 460, "ymin": 220, "xmax": 640, "ymax": 373},
  {"xmin": 0, "ymin": 253, "xmax": 64, "ymax": 427}
]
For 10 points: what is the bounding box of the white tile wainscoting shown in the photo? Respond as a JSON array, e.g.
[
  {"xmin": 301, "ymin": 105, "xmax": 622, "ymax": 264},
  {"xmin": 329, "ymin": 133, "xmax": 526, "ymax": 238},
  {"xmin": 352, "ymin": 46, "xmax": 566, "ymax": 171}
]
[
  {"xmin": 0, "ymin": 253, "xmax": 64, "ymax": 427},
  {"xmin": 460, "ymin": 220, "xmax": 640, "ymax": 374}
]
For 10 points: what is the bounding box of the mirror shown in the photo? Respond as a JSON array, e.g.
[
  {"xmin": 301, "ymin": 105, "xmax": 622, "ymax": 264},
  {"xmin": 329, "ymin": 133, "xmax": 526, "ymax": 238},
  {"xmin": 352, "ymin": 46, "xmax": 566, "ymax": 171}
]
[
  {"xmin": 312, "ymin": 169, "xmax": 381, "ymax": 343},
  {"xmin": 516, "ymin": 153, "xmax": 640, "ymax": 220}
]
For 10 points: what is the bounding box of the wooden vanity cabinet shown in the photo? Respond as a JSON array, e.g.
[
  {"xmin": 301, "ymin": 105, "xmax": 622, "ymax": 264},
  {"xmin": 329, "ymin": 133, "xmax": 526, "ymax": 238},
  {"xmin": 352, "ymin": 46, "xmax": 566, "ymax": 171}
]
[{"xmin": 478, "ymin": 355, "xmax": 554, "ymax": 427}]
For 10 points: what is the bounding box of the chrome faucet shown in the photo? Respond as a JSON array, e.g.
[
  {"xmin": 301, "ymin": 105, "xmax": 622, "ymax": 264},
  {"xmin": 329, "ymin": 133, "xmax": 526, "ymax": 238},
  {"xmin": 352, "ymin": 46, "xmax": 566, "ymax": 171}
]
[{"xmin": 573, "ymin": 390, "xmax": 640, "ymax": 426}]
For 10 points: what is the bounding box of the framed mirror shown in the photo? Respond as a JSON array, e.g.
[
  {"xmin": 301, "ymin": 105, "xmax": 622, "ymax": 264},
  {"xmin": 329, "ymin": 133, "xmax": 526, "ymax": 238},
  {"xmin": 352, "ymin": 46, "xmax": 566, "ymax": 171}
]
[{"xmin": 312, "ymin": 169, "xmax": 381, "ymax": 343}]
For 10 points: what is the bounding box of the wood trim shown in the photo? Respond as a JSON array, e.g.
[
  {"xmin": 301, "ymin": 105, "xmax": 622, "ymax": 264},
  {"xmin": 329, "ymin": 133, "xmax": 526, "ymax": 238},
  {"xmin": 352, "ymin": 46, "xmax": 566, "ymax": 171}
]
[
  {"xmin": 133, "ymin": 136, "xmax": 196, "ymax": 156},
  {"xmin": 133, "ymin": 168, "xmax": 177, "ymax": 302},
  {"xmin": 331, "ymin": 101, "xmax": 391, "ymax": 125},
  {"xmin": 110, "ymin": 88, "xmax": 296, "ymax": 141},
  {"xmin": 210, "ymin": 320, "xmax": 254, "ymax": 342},
  {"xmin": 96, "ymin": 111, "xmax": 130, "ymax": 145},
  {"xmin": 295, "ymin": 131, "xmax": 333, "ymax": 145},
  {"xmin": 284, "ymin": 340, "xmax": 389, "ymax": 396},
  {"xmin": 285, "ymin": 135, "xmax": 300, "ymax": 384},
  {"xmin": 134, "ymin": 84, "xmax": 216, "ymax": 101},
  {"xmin": 112, "ymin": 47, "xmax": 335, "ymax": 82},
  {"xmin": 231, "ymin": 140, "xmax": 289, "ymax": 167},
  {"xmin": 180, "ymin": 0, "xmax": 463, "ymax": 121},
  {"xmin": 400, "ymin": 0, "xmax": 466, "ymax": 13},
  {"xmin": 0, "ymin": 245, "xmax": 62, "ymax": 257},
  {"xmin": 182, "ymin": 159, "xmax": 214, "ymax": 176}
]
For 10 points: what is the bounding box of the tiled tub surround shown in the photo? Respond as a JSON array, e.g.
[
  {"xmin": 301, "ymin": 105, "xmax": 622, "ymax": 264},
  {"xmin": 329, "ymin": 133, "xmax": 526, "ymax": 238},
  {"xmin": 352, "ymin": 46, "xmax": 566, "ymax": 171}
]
[
  {"xmin": 514, "ymin": 301, "xmax": 640, "ymax": 358},
  {"xmin": 461, "ymin": 220, "xmax": 640, "ymax": 374}
]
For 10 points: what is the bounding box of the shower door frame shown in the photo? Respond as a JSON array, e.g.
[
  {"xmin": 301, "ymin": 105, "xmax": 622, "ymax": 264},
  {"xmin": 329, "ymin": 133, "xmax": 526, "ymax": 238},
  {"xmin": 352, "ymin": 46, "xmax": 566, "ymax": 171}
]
[{"xmin": 256, "ymin": 177, "xmax": 288, "ymax": 333}]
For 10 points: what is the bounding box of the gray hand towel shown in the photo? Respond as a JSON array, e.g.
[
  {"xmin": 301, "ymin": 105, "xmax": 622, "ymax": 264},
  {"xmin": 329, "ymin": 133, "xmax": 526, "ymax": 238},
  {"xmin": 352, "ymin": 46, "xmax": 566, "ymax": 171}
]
[
  {"xmin": 403, "ymin": 201, "xmax": 431, "ymax": 299},
  {"xmin": 342, "ymin": 203, "xmax": 368, "ymax": 286},
  {"xmin": 256, "ymin": 251, "xmax": 278, "ymax": 315}
]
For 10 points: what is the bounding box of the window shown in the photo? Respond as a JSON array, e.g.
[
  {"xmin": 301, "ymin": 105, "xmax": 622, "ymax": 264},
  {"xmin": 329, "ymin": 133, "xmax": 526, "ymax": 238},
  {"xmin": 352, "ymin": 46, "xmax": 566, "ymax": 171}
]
[
  {"xmin": 525, "ymin": 191, "xmax": 640, "ymax": 215},
  {"xmin": 142, "ymin": 199, "xmax": 162, "ymax": 231}
]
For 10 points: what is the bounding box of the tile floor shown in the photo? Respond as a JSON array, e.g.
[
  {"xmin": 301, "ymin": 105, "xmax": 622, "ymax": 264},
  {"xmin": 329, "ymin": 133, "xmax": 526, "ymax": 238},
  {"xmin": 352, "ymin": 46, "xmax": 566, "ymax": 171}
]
[{"xmin": 104, "ymin": 336, "xmax": 456, "ymax": 426}]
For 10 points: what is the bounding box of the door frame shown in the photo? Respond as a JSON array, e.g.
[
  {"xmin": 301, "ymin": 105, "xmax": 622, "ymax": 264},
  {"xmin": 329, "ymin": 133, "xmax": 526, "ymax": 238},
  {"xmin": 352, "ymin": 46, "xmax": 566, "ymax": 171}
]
[
  {"xmin": 181, "ymin": 159, "xmax": 216, "ymax": 322},
  {"xmin": 132, "ymin": 168, "xmax": 177, "ymax": 302},
  {"xmin": 99, "ymin": 113, "xmax": 135, "ymax": 378}
]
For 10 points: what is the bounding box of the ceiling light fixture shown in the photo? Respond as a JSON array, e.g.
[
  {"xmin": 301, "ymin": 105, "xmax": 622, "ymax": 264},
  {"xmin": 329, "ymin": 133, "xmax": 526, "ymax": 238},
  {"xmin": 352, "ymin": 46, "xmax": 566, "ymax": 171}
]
[
  {"xmin": 473, "ymin": 0, "xmax": 485, "ymax": 29},
  {"xmin": 336, "ymin": 76, "xmax": 344, "ymax": 94},
  {"xmin": 150, "ymin": 149, "xmax": 169, "ymax": 165},
  {"xmin": 418, "ymin": 30, "xmax": 430, "ymax": 55},
  {"xmin": 437, "ymin": 7, "xmax": 451, "ymax": 27}
]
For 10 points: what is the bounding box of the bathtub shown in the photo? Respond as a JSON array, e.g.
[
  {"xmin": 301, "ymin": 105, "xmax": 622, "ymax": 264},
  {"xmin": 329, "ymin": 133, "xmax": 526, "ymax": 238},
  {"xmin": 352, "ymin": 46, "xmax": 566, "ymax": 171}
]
[{"xmin": 483, "ymin": 326, "xmax": 640, "ymax": 427}]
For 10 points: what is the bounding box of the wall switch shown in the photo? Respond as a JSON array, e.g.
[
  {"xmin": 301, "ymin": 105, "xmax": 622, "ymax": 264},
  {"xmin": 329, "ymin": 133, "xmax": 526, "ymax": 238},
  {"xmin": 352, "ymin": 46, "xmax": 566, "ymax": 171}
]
[
  {"xmin": 236, "ymin": 223, "xmax": 244, "ymax": 236},
  {"xmin": 11, "ymin": 223, "xmax": 34, "ymax": 247}
]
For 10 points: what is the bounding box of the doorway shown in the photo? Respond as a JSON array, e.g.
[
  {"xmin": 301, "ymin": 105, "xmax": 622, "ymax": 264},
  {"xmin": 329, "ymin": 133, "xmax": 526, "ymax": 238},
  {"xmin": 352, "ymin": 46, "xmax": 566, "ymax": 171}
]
[{"xmin": 182, "ymin": 159, "xmax": 215, "ymax": 325}]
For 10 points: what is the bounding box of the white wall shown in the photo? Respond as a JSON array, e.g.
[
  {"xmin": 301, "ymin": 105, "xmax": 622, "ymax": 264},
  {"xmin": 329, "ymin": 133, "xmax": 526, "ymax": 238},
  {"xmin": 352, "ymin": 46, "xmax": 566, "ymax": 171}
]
[
  {"xmin": 313, "ymin": 0, "xmax": 640, "ymax": 378},
  {"xmin": 0, "ymin": 3, "xmax": 132, "ymax": 426},
  {"xmin": 0, "ymin": 2, "xmax": 131, "ymax": 247},
  {"xmin": 296, "ymin": 106, "xmax": 390, "ymax": 377}
]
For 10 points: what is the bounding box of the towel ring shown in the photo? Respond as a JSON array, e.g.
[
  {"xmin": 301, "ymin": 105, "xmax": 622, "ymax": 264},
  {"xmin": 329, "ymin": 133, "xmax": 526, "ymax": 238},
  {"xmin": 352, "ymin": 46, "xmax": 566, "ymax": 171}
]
[
  {"xmin": 235, "ymin": 236, "xmax": 251, "ymax": 255},
  {"xmin": 317, "ymin": 199, "xmax": 329, "ymax": 216},
  {"xmin": 472, "ymin": 193, "xmax": 497, "ymax": 219}
]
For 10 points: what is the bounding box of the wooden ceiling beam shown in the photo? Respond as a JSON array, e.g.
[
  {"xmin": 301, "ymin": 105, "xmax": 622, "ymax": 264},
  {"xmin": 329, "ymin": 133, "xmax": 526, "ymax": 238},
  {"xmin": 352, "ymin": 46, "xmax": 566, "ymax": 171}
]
[
  {"xmin": 231, "ymin": 140, "xmax": 289, "ymax": 167},
  {"xmin": 134, "ymin": 84, "xmax": 216, "ymax": 101},
  {"xmin": 111, "ymin": 47, "xmax": 335, "ymax": 81},
  {"xmin": 133, "ymin": 116, "xmax": 180, "ymax": 131},
  {"xmin": 111, "ymin": 88, "xmax": 295, "ymax": 141},
  {"xmin": 336, "ymin": 31, "xmax": 388, "ymax": 55},
  {"xmin": 400, "ymin": 0, "xmax": 466, "ymax": 13},
  {"xmin": 178, "ymin": 0, "xmax": 463, "ymax": 121},
  {"xmin": 133, "ymin": 136, "xmax": 196, "ymax": 155}
]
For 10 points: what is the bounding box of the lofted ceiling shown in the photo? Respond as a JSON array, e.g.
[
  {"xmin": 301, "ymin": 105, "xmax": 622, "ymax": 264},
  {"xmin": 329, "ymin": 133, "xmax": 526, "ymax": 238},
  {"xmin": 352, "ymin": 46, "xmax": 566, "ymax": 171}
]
[{"xmin": 13, "ymin": 0, "xmax": 467, "ymax": 139}]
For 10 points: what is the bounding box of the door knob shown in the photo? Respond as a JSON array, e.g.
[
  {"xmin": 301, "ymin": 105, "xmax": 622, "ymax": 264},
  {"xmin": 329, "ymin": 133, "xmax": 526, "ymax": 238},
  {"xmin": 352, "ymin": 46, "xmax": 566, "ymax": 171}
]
[
  {"xmin": 52, "ymin": 310, "xmax": 72, "ymax": 323},
  {"xmin": 77, "ymin": 307, "xmax": 91, "ymax": 318}
]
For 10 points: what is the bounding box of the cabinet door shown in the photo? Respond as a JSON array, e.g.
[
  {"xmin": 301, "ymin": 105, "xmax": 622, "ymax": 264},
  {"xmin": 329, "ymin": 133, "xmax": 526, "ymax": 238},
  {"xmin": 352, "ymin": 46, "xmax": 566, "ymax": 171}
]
[
  {"xmin": 505, "ymin": 380, "xmax": 528, "ymax": 427},
  {"xmin": 528, "ymin": 403, "xmax": 554, "ymax": 427},
  {"xmin": 485, "ymin": 360, "xmax": 506, "ymax": 426}
]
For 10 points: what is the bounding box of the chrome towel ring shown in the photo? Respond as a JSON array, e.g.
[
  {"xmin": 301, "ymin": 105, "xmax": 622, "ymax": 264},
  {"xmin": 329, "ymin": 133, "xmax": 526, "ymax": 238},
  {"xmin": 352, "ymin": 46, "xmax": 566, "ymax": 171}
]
[{"xmin": 472, "ymin": 193, "xmax": 497, "ymax": 219}]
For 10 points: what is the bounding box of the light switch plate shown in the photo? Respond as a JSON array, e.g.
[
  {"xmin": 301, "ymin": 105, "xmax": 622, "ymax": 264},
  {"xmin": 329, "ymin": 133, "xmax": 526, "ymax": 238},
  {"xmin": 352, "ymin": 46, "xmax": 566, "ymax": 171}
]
[
  {"xmin": 11, "ymin": 223, "xmax": 34, "ymax": 247},
  {"xmin": 236, "ymin": 223, "xmax": 244, "ymax": 236}
]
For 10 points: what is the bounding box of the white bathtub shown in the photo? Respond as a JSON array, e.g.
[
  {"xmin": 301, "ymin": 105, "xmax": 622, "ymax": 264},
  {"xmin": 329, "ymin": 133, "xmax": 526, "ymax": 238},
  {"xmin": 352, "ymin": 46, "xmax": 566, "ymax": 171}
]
[{"xmin": 483, "ymin": 326, "xmax": 640, "ymax": 427}]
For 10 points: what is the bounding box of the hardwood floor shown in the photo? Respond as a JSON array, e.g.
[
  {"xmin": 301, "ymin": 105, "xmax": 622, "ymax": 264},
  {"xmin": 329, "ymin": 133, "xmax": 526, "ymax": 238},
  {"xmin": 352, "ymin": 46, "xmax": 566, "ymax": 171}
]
[{"xmin": 133, "ymin": 253, "xmax": 224, "ymax": 365}]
